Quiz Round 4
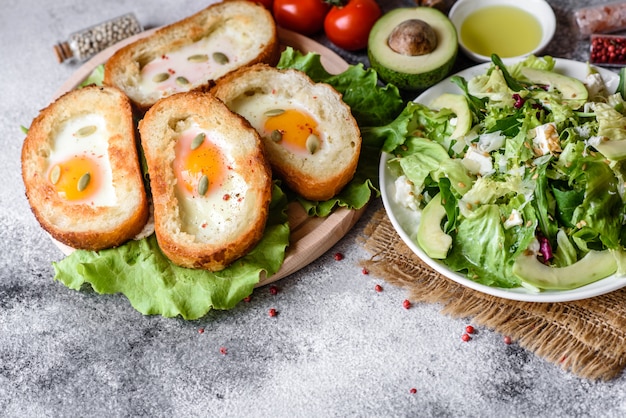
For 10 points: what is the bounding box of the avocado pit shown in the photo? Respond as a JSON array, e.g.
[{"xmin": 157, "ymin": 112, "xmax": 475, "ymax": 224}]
[{"xmin": 388, "ymin": 19, "xmax": 437, "ymax": 56}]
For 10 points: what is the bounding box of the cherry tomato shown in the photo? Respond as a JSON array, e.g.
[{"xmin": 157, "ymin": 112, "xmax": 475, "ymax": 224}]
[
  {"xmin": 324, "ymin": 0, "xmax": 382, "ymax": 51},
  {"xmin": 252, "ymin": 0, "xmax": 273, "ymax": 9},
  {"xmin": 273, "ymin": 0, "xmax": 330, "ymax": 36}
]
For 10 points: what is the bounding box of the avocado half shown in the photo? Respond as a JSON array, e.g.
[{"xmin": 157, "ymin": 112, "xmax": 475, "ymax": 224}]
[{"xmin": 368, "ymin": 7, "xmax": 458, "ymax": 91}]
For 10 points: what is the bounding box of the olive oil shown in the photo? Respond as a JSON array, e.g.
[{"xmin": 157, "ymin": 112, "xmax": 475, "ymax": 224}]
[{"xmin": 460, "ymin": 6, "xmax": 542, "ymax": 58}]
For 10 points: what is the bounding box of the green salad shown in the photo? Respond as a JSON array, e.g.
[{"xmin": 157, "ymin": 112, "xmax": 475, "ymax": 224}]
[{"xmin": 368, "ymin": 54, "xmax": 626, "ymax": 292}]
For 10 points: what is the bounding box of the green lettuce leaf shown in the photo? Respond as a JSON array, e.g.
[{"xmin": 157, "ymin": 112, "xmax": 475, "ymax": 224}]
[
  {"xmin": 277, "ymin": 47, "xmax": 404, "ymax": 127},
  {"xmin": 78, "ymin": 64, "xmax": 105, "ymax": 87},
  {"xmin": 53, "ymin": 185, "xmax": 290, "ymax": 320}
]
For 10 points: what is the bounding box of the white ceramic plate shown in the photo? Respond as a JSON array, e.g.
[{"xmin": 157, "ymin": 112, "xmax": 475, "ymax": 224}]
[{"xmin": 380, "ymin": 59, "xmax": 626, "ymax": 302}]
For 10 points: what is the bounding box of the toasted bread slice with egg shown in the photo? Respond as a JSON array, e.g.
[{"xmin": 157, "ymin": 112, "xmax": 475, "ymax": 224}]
[
  {"xmin": 211, "ymin": 64, "xmax": 362, "ymax": 201},
  {"xmin": 21, "ymin": 85, "xmax": 150, "ymax": 251},
  {"xmin": 138, "ymin": 91, "xmax": 273, "ymax": 271},
  {"xmin": 104, "ymin": 0, "xmax": 280, "ymax": 111}
]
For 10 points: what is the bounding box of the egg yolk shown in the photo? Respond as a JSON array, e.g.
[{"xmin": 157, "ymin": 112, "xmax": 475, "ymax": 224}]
[
  {"xmin": 173, "ymin": 132, "xmax": 226, "ymax": 197},
  {"xmin": 49, "ymin": 155, "xmax": 102, "ymax": 202},
  {"xmin": 264, "ymin": 109, "xmax": 321, "ymax": 154}
]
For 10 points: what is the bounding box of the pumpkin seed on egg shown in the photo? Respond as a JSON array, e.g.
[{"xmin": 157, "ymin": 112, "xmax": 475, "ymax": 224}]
[
  {"xmin": 191, "ymin": 132, "xmax": 206, "ymax": 150},
  {"xmin": 77, "ymin": 172, "xmax": 91, "ymax": 192},
  {"xmin": 306, "ymin": 134, "xmax": 321, "ymax": 154},
  {"xmin": 152, "ymin": 72, "xmax": 170, "ymax": 83},
  {"xmin": 187, "ymin": 54, "xmax": 209, "ymax": 63},
  {"xmin": 176, "ymin": 76, "xmax": 190, "ymax": 86},
  {"xmin": 264, "ymin": 109, "xmax": 285, "ymax": 117},
  {"xmin": 198, "ymin": 174, "xmax": 209, "ymax": 196},
  {"xmin": 75, "ymin": 125, "xmax": 97, "ymax": 137},
  {"xmin": 270, "ymin": 129, "xmax": 283, "ymax": 142},
  {"xmin": 213, "ymin": 52, "xmax": 229, "ymax": 65},
  {"xmin": 50, "ymin": 165, "xmax": 61, "ymax": 185}
]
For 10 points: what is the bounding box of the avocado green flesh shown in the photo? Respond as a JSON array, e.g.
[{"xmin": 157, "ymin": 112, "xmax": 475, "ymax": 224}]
[
  {"xmin": 429, "ymin": 93, "xmax": 472, "ymax": 139},
  {"xmin": 593, "ymin": 138, "xmax": 626, "ymax": 161},
  {"xmin": 368, "ymin": 7, "xmax": 458, "ymax": 91},
  {"xmin": 512, "ymin": 250, "xmax": 617, "ymax": 290},
  {"xmin": 520, "ymin": 67, "xmax": 588, "ymax": 109},
  {"xmin": 417, "ymin": 193, "xmax": 452, "ymax": 259}
]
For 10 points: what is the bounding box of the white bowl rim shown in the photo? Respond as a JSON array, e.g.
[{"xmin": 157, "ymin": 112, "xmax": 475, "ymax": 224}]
[{"xmin": 448, "ymin": 0, "xmax": 556, "ymax": 64}]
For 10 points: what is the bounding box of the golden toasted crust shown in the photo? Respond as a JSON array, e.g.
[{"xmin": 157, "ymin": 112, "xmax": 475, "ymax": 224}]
[
  {"xmin": 21, "ymin": 85, "xmax": 149, "ymax": 251},
  {"xmin": 104, "ymin": 0, "xmax": 279, "ymax": 112},
  {"xmin": 211, "ymin": 64, "xmax": 362, "ymax": 201},
  {"xmin": 138, "ymin": 91, "xmax": 273, "ymax": 271}
]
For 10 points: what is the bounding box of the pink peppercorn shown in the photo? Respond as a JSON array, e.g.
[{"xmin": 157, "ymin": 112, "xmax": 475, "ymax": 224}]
[
  {"xmin": 461, "ymin": 333, "xmax": 471, "ymax": 342},
  {"xmin": 410, "ymin": 388, "xmax": 417, "ymax": 394},
  {"xmin": 465, "ymin": 325, "xmax": 475, "ymax": 334},
  {"xmin": 269, "ymin": 285, "xmax": 279, "ymax": 295},
  {"xmin": 269, "ymin": 308, "xmax": 277, "ymax": 317},
  {"xmin": 362, "ymin": 268, "xmax": 369, "ymax": 275},
  {"xmin": 334, "ymin": 252, "xmax": 344, "ymax": 261},
  {"xmin": 375, "ymin": 284, "xmax": 383, "ymax": 292},
  {"xmin": 504, "ymin": 335, "xmax": 512, "ymax": 345},
  {"xmin": 402, "ymin": 299, "xmax": 411, "ymax": 309}
]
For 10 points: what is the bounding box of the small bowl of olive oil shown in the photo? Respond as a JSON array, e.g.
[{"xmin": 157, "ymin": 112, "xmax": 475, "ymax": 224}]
[{"xmin": 448, "ymin": 0, "xmax": 556, "ymax": 63}]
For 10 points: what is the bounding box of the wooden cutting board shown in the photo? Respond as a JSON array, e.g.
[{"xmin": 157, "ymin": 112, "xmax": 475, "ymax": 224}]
[{"xmin": 51, "ymin": 27, "xmax": 367, "ymax": 287}]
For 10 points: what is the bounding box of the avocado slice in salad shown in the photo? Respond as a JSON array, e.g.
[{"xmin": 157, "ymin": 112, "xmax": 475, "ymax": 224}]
[
  {"xmin": 512, "ymin": 249, "xmax": 617, "ymax": 290},
  {"xmin": 429, "ymin": 93, "xmax": 472, "ymax": 139},
  {"xmin": 519, "ymin": 67, "xmax": 588, "ymax": 109},
  {"xmin": 417, "ymin": 193, "xmax": 452, "ymax": 259}
]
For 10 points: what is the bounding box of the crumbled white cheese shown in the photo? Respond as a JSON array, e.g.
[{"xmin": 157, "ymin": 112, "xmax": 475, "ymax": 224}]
[
  {"xmin": 503, "ymin": 209, "xmax": 523, "ymax": 229},
  {"xmin": 462, "ymin": 146, "xmax": 494, "ymax": 176},
  {"xmin": 529, "ymin": 122, "xmax": 561, "ymax": 156},
  {"xmin": 394, "ymin": 175, "xmax": 420, "ymax": 211},
  {"xmin": 585, "ymin": 72, "xmax": 608, "ymax": 100},
  {"xmin": 477, "ymin": 131, "xmax": 506, "ymax": 153}
]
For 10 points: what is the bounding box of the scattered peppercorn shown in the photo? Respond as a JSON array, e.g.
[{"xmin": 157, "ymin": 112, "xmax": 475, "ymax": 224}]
[
  {"xmin": 334, "ymin": 252, "xmax": 344, "ymax": 261},
  {"xmin": 243, "ymin": 296, "xmax": 252, "ymax": 303},
  {"xmin": 198, "ymin": 328, "xmax": 205, "ymax": 334},
  {"xmin": 361, "ymin": 268, "xmax": 369, "ymax": 275},
  {"xmin": 402, "ymin": 299, "xmax": 411, "ymax": 309},
  {"xmin": 269, "ymin": 308, "xmax": 277, "ymax": 317},
  {"xmin": 375, "ymin": 284, "xmax": 383, "ymax": 292},
  {"xmin": 461, "ymin": 333, "xmax": 471, "ymax": 342},
  {"xmin": 465, "ymin": 325, "xmax": 475, "ymax": 334},
  {"xmin": 504, "ymin": 335, "xmax": 512, "ymax": 345},
  {"xmin": 220, "ymin": 347, "xmax": 227, "ymax": 355},
  {"xmin": 269, "ymin": 285, "xmax": 279, "ymax": 295},
  {"xmin": 410, "ymin": 388, "xmax": 417, "ymax": 394}
]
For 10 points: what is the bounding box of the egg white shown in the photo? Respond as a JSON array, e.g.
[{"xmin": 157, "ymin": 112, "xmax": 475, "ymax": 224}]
[
  {"xmin": 137, "ymin": 25, "xmax": 248, "ymax": 98},
  {"xmin": 174, "ymin": 125, "xmax": 255, "ymax": 244},
  {"xmin": 48, "ymin": 113, "xmax": 116, "ymax": 206}
]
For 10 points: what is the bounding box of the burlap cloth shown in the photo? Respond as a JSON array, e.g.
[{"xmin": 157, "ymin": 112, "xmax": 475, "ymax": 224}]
[{"xmin": 359, "ymin": 209, "xmax": 626, "ymax": 381}]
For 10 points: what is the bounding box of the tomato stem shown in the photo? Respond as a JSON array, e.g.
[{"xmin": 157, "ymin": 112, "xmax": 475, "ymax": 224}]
[{"xmin": 325, "ymin": 0, "xmax": 345, "ymax": 7}]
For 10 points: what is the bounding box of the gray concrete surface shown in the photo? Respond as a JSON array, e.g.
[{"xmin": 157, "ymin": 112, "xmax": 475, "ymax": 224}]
[{"xmin": 2, "ymin": 0, "xmax": 626, "ymax": 416}]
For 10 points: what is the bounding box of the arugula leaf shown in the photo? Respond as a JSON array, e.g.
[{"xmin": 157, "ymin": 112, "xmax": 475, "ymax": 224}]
[
  {"xmin": 491, "ymin": 54, "xmax": 526, "ymax": 92},
  {"xmin": 450, "ymin": 75, "xmax": 487, "ymax": 119}
]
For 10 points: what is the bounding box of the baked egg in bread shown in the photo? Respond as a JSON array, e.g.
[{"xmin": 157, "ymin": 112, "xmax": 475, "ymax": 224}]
[
  {"xmin": 211, "ymin": 64, "xmax": 362, "ymax": 201},
  {"xmin": 138, "ymin": 91, "xmax": 273, "ymax": 271},
  {"xmin": 104, "ymin": 0, "xmax": 279, "ymax": 111},
  {"xmin": 21, "ymin": 85, "xmax": 149, "ymax": 251}
]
